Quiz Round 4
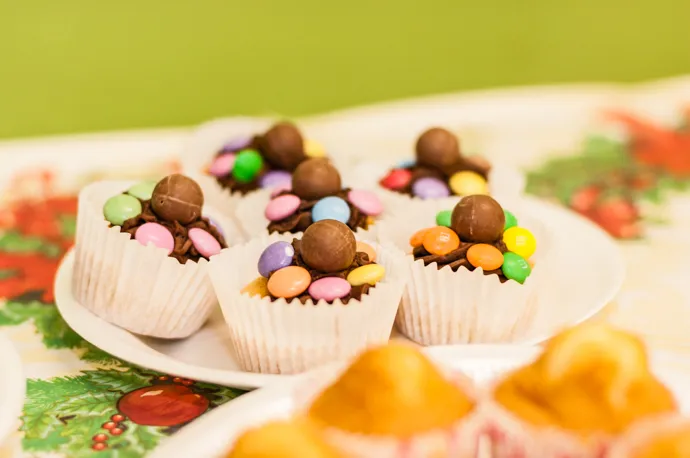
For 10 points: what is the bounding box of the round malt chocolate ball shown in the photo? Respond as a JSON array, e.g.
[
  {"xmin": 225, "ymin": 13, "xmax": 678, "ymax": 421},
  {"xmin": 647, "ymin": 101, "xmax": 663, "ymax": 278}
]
[
  {"xmin": 150, "ymin": 174, "xmax": 204, "ymax": 224},
  {"xmin": 291, "ymin": 158, "xmax": 342, "ymax": 201},
  {"xmin": 301, "ymin": 220, "xmax": 356, "ymax": 273},
  {"xmin": 415, "ymin": 128, "xmax": 462, "ymax": 174},
  {"xmin": 451, "ymin": 195, "xmax": 505, "ymax": 243},
  {"xmin": 259, "ymin": 122, "xmax": 306, "ymax": 171}
]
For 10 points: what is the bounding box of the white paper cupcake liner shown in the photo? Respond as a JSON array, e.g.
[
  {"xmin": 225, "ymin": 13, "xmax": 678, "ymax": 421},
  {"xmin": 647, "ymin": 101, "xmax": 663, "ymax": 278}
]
[
  {"xmin": 208, "ymin": 233, "xmax": 406, "ymax": 374},
  {"xmin": 235, "ymin": 188, "xmax": 380, "ymax": 241},
  {"xmin": 378, "ymin": 197, "xmax": 551, "ymax": 345},
  {"xmin": 72, "ymin": 180, "xmax": 241, "ymax": 339},
  {"xmin": 607, "ymin": 414, "xmax": 690, "ymax": 458}
]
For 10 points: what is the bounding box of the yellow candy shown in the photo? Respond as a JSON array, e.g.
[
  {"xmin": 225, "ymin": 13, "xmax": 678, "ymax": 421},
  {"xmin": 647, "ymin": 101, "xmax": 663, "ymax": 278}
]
[
  {"xmin": 449, "ymin": 171, "xmax": 488, "ymax": 196},
  {"xmin": 304, "ymin": 139, "xmax": 326, "ymax": 158},
  {"xmin": 503, "ymin": 226, "xmax": 536, "ymax": 259},
  {"xmin": 347, "ymin": 264, "xmax": 385, "ymax": 286},
  {"xmin": 241, "ymin": 276, "xmax": 270, "ymax": 298}
]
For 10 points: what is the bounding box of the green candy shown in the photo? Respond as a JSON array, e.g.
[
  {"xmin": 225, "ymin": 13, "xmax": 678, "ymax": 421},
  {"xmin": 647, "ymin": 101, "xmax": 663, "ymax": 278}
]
[
  {"xmin": 126, "ymin": 180, "xmax": 157, "ymax": 200},
  {"xmin": 436, "ymin": 210, "xmax": 452, "ymax": 227},
  {"xmin": 232, "ymin": 149, "xmax": 264, "ymax": 183},
  {"xmin": 103, "ymin": 194, "xmax": 142, "ymax": 226},
  {"xmin": 502, "ymin": 252, "xmax": 531, "ymax": 284},
  {"xmin": 503, "ymin": 209, "xmax": 518, "ymax": 231}
]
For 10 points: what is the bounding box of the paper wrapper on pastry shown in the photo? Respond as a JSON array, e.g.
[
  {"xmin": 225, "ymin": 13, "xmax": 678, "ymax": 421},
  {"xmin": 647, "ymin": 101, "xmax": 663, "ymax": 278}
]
[
  {"xmin": 378, "ymin": 198, "xmax": 551, "ymax": 344},
  {"xmin": 72, "ymin": 180, "xmax": 240, "ymax": 339},
  {"xmin": 208, "ymin": 233, "xmax": 406, "ymax": 374}
]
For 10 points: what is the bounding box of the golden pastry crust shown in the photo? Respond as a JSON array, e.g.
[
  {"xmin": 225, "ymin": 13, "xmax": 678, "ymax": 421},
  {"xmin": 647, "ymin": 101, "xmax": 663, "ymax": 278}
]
[
  {"xmin": 633, "ymin": 423, "xmax": 690, "ymax": 458},
  {"xmin": 494, "ymin": 323, "xmax": 677, "ymax": 435},
  {"xmin": 308, "ymin": 343, "xmax": 475, "ymax": 437},
  {"xmin": 227, "ymin": 419, "xmax": 341, "ymax": 458}
]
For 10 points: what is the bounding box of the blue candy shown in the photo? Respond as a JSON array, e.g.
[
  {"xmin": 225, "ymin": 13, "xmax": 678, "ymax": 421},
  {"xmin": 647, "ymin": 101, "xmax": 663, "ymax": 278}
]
[
  {"xmin": 257, "ymin": 241, "xmax": 295, "ymax": 278},
  {"xmin": 312, "ymin": 196, "xmax": 351, "ymax": 224},
  {"xmin": 396, "ymin": 158, "xmax": 416, "ymax": 169}
]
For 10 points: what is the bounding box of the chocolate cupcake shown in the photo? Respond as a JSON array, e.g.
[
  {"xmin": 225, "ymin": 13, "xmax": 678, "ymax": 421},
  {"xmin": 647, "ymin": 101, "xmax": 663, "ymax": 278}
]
[
  {"xmin": 379, "ymin": 195, "xmax": 548, "ymax": 345},
  {"xmin": 182, "ymin": 117, "xmax": 328, "ymax": 219},
  {"xmin": 73, "ymin": 175, "xmax": 238, "ymax": 338},
  {"xmin": 207, "ymin": 220, "xmax": 406, "ymax": 374},
  {"xmin": 236, "ymin": 158, "xmax": 384, "ymax": 239}
]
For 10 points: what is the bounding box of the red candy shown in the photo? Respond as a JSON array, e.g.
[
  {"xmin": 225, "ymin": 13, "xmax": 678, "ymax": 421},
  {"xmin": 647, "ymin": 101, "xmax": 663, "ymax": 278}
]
[{"xmin": 380, "ymin": 169, "xmax": 412, "ymax": 190}]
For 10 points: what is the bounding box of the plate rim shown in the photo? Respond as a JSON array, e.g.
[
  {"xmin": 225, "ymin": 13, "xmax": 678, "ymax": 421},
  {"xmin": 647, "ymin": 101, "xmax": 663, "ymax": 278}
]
[{"xmin": 0, "ymin": 332, "xmax": 26, "ymax": 446}]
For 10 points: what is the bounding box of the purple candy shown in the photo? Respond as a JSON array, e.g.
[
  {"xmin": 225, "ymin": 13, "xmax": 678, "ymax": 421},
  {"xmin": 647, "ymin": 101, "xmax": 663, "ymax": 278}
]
[
  {"xmin": 259, "ymin": 170, "xmax": 292, "ymax": 189},
  {"xmin": 412, "ymin": 177, "xmax": 450, "ymax": 199},
  {"xmin": 221, "ymin": 135, "xmax": 252, "ymax": 152},
  {"xmin": 258, "ymin": 241, "xmax": 295, "ymax": 278},
  {"xmin": 205, "ymin": 215, "xmax": 224, "ymax": 238}
]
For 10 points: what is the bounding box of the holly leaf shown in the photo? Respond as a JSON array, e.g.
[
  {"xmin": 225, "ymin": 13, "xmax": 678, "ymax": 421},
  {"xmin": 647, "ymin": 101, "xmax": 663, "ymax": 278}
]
[
  {"xmin": 22, "ymin": 430, "xmax": 69, "ymax": 451},
  {"xmin": 54, "ymin": 391, "xmax": 121, "ymax": 416},
  {"xmin": 82, "ymin": 369, "xmax": 151, "ymax": 393},
  {"xmin": 192, "ymin": 381, "xmax": 247, "ymax": 406},
  {"xmin": 0, "ymin": 231, "xmax": 61, "ymax": 258},
  {"xmin": 115, "ymin": 423, "xmax": 167, "ymax": 456},
  {"xmin": 0, "ymin": 300, "xmax": 83, "ymax": 349},
  {"xmin": 79, "ymin": 342, "xmax": 124, "ymax": 366},
  {"xmin": 21, "ymin": 410, "xmax": 66, "ymax": 441}
]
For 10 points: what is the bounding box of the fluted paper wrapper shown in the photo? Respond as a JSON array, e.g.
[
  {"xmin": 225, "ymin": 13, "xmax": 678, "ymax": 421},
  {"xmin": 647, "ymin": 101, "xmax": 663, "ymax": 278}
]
[
  {"xmin": 292, "ymin": 365, "xmax": 484, "ymax": 458},
  {"xmin": 208, "ymin": 234, "xmax": 406, "ymax": 374},
  {"xmin": 378, "ymin": 197, "xmax": 551, "ymax": 344},
  {"xmin": 608, "ymin": 414, "xmax": 690, "ymax": 458},
  {"xmin": 72, "ymin": 181, "xmax": 240, "ymax": 339},
  {"xmin": 235, "ymin": 188, "xmax": 380, "ymax": 240}
]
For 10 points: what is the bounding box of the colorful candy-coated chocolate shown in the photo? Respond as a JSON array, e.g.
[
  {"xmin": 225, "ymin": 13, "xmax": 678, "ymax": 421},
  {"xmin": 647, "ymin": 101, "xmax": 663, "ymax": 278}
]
[
  {"xmin": 265, "ymin": 194, "xmax": 301, "ymax": 222},
  {"xmin": 379, "ymin": 169, "xmax": 412, "ymax": 190},
  {"xmin": 347, "ymin": 264, "xmax": 385, "ymax": 286},
  {"xmin": 503, "ymin": 226, "xmax": 536, "ymax": 259},
  {"xmin": 502, "ymin": 252, "xmax": 531, "ymax": 284},
  {"xmin": 222, "ymin": 136, "xmax": 251, "ymax": 152},
  {"xmin": 232, "ymin": 149, "xmax": 264, "ymax": 183},
  {"xmin": 412, "ymin": 177, "xmax": 450, "ymax": 199},
  {"xmin": 267, "ymin": 265, "xmax": 311, "ymax": 299},
  {"xmin": 435, "ymin": 210, "xmax": 452, "ymax": 227},
  {"xmin": 312, "ymin": 196, "xmax": 351, "ymax": 224},
  {"xmin": 208, "ymin": 153, "xmax": 236, "ymax": 178},
  {"xmin": 103, "ymin": 194, "xmax": 142, "ymax": 226},
  {"xmin": 356, "ymin": 241, "xmax": 377, "ymax": 262},
  {"xmin": 259, "ymin": 170, "xmax": 292, "ymax": 189},
  {"xmin": 134, "ymin": 222, "xmax": 174, "ymax": 254},
  {"xmin": 504, "ymin": 210, "xmax": 518, "ymax": 231},
  {"xmin": 126, "ymin": 181, "xmax": 157, "ymax": 201},
  {"xmin": 449, "ymin": 171, "xmax": 488, "ymax": 196},
  {"xmin": 396, "ymin": 158, "xmax": 416, "ymax": 169},
  {"xmin": 270, "ymin": 184, "xmax": 292, "ymax": 197},
  {"xmin": 188, "ymin": 228, "xmax": 222, "ymax": 258},
  {"xmin": 304, "ymin": 139, "xmax": 326, "ymax": 158},
  {"xmin": 241, "ymin": 276, "xmax": 269, "ymax": 298},
  {"xmin": 347, "ymin": 189, "xmax": 383, "ymax": 216},
  {"xmin": 467, "ymin": 244, "xmax": 504, "ymax": 271},
  {"xmin": 308, "ymin": 277, "xmax": 352, "ymax": 302},
  {"xmin": 258, "ymin": 241, "xmax": 295, "ymax": 278},
  {"xmin": 409, "ymin": 228, "xmax": 430, "ymax": 247},
  {"xmin": 422, "ymin": 226, "xmax": 460, "ymax": 256}
]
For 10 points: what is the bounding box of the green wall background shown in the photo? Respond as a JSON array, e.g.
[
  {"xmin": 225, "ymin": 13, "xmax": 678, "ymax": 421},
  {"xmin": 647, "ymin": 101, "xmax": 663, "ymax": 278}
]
[{"xmin": 1, "ymin": 1, "xmax": 689, "ymax": 139}]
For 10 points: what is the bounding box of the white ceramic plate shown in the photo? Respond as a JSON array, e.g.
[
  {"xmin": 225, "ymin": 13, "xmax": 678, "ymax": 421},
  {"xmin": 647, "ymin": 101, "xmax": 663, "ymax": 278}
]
[
  {"xmin": 149, "ymin": 346, "xmax": 690, "ymax": 458},
  {"xmin": 0, "ymin": 333, "xmax": 25, "ymax": 446},
  {"xmin": 54, "ymin": 195, "xmax": 624, "ymax": 389}
]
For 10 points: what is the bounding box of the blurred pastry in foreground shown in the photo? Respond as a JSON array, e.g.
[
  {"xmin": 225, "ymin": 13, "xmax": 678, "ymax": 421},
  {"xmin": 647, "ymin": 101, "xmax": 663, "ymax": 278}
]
[{"xmin": 609, "ymin": 416, "xmax": 690, "ymax": 458}]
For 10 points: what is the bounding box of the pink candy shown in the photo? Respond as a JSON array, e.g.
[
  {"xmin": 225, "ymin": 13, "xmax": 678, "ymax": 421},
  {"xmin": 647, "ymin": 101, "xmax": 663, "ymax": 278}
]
[
  {"xmin": 348, "ymin": 189, "xmax": 383, "ymax": 216},
  {"xmin": 265, "ymin": 194, "xmax": 301, "ymax": 221},
  {"xmin": 135, "ymin": 223, "xmax": 174, "ymax": 255},
  {"xmin": 308, "ymin": 277, "xmax": 352, "ymax": 302},
  {"xmin": 270, "ymin": 183, "xmax": 292, "ymax": 198},
  {"xmin": 188, "ymin": 228, "xmax": 222, "ymax": 258},
  {"xmin": 208, "ymin": 153, "xmax": 236, "ymax": 177}
]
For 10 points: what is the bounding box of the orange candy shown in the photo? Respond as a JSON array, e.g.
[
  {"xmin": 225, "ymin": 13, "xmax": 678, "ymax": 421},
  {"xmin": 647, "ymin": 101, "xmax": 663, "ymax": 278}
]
[
  {"xmin": 467, "ymin": 244, "xmax": 504, "ymax": 271},
  {"xmin": 356, "ymin": 241, "xmax": 377, "ymax": 262},
  {"xmin": 409, "ymin": 228, "xmax": 430, "ymax": 248},
  {"xmin": 422, "ymin": 226, "xmax": 460, "ymax": 256},
  {"xmin": 267, "ymin": 266, "xmax": 311, "ymax": 299}
]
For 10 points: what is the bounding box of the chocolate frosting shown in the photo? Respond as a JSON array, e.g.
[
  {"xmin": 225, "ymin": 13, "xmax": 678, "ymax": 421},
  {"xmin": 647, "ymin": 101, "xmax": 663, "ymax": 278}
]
[
  {"xmin": 267, "ymin": 188, "xmax": 370, "ymax": 234},
  {"xmin": 119, "ymin": 199, "xmax": 227, "ymax": 264},
  {"xmin": 413, "ymin": 239, "xmax": 509, "ymax": 283},
  {"xmin": 267, "ymin": 239, "xmax": 374, "ymax": 304}
]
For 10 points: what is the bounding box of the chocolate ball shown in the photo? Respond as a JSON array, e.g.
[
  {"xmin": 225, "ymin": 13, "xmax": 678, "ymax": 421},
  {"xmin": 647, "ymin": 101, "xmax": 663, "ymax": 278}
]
[
  {"xmin": 301, "ymin": 220, "xmax": 356, "ymax": 273},
  {"xmin": 259, "ymin": 122, "xmax": 306, "ymax": 171},
  {"xmin": 291, "ymin": 158, "xmax": 342, "ymax": 201},
  {"xmin": 450, "ymin": 195, "xmax": 505, "ymax": 243},
  {"xmin": 151, "ymin": 174, "xmax": 204, "ymax": 224},
  {"xmin": 415, "ymin": 128, "xmax": 462, "ymax": 174}
]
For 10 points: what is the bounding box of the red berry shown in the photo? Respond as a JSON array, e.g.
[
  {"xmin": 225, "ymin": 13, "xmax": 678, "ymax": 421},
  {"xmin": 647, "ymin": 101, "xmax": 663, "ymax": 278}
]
[
  {"xmin": 111, "ymin": 414, "xmax": 126, "ymax": 422},
  {"xmin": 92, "ymin": 443, "xmax": 107, "ymax": 451},
  {"xmin": 102, "ymin": 421, "xmax": 116, "ymax": 430},
  {"xmin": 570, "ymin": 186, "xmax": 601, "ymax": 213},
  {"xmin": 118, "ymin": 385, "xmax": 209, "ymax": 427},
  {"xmin": 172, "ymin": 377, "xmax": 183, "ymax": 384},
  {"xmin": 158, "ymin": 376, "xmax": 169, "ymax": 381},
  {"xmin": 111, "ymin": 428, "xmax": 124, "ymax": 436},
  {"xmin": 92, "ymin": 434, "xmax": 108, "ymax": 443},
  {"xmin": 181, "ymin": 380, "xmax": 194, "ymax": 386},
  {"xmin": 379, "ymin": 169, "xmax": 412, "ymax": 190}
]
